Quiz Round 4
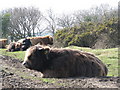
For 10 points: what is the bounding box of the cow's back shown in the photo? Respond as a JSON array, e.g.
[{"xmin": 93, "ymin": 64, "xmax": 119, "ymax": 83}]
[
  {"xmin": 44, "ymin": 49, "xmax": 108, "ymax": 77},
  {"xmin": 27, "ymin": 36, "xmax": 52, "ymax": 45}
]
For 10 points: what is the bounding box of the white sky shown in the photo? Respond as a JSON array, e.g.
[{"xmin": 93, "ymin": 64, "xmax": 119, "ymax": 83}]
[{"xmin": 0, "ymin": 0, "xmax": 119, "ymax": 14}]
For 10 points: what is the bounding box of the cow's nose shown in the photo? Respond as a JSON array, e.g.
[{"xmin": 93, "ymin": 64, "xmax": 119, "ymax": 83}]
[
  {"xmin": 22, "ymin": 61, "xmax": 28, "ymax": 67},
  {"xmin": 22, "ymin": 61, "xmax": 31, "ymax": 69},
  {"xmin": 22, "ymin": 62, "xmax": 26, "ymax": 66}
]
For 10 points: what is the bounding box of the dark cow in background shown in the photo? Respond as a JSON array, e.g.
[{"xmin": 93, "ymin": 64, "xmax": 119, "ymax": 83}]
[
  {"xmin": 6, "ymin": 35, "xmax": 53, "ymax": 52},
  {"xmin": 22, "ymin": 45, "xmax": 108, "ymax": 78},
  {"xmin": 17, "ymin": 38, "xmax": 32, "ymax": 51},
  {"xmin": 6, "ymin": 38, "xmax": 32, "ymax": 52}
]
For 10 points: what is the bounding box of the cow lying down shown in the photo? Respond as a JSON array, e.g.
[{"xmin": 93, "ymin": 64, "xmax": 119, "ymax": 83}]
[
  {"xmin": 7, "ymin": 36, "xmax": 53, "ymax": 52},
  {"xmin": 6, "ymin": 42, "xmax": 21, "ymax": 52},
  {"xmin": 6, "ymin": 39, "xmax": 32, "ymax": 52},
  {"xmin": 27, "ymin": 35, "xmax": 53, "ymax": 46},
  {"xmin": 22, "ymin": 45, "xmax": 108, "ymax": 78}
]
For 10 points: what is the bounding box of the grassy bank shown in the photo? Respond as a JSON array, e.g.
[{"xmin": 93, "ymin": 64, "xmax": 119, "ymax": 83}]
[
  {"xmin": 0, "ymin": 46, "xmax": 119, "ymax": 76},
  {"xmin": 0, "ymin": 49, "xmax": 25, "ymax": 61}
]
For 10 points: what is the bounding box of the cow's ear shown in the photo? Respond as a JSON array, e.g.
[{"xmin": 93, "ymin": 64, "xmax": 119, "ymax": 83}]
[
  {"xmin": 44, "ymin": 48, "xmax": 50, "ymax": 55},
  {"xmin": 43, "ymin": 48, "xmax": 50, "ymax": 60},
  {"xmin": 36, "ymin": 47, "xmax": 50, "ymax": 55},
  {"xmin": 35, "ymin": 47, "xmax": 44, "ymax": 55},
  {"xmin": 49, "ymin": 36, "xmax": 53, "ymax": 42},
  {"xmin": 37, "ymin": 47, "xmax": 44, "ymax": 51}
]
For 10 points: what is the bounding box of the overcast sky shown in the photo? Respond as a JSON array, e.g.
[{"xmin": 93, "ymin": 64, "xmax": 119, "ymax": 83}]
[{"xmin": 0, "ymin": 0, "xmax": 119, "ymax": 14}]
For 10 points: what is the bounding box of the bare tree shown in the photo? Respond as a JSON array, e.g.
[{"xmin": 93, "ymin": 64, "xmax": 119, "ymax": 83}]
[
  {"xmin": 44, "ymin": 9, "xmax": 57, "ymax": 36},
  {"xmin": 57, "ymin": 14, "xmax": 75, "ymax": 28},
  {"xmin": 74, "ymin": 4, "xmax": 114, "ymax": 24},
  {"xmin": 5, "ymin": 7, "xmax": 43, "ymax": 40},
  {"xmin": 0, "ymin": 13, "xmax": 2, "ymax": 38},
  {"xmin": 36, "ymin": 22, "xmax": 48, "ymax": 36}
]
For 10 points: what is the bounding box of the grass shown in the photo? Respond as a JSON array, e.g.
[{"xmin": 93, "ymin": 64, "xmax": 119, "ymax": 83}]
[
  {"xmin": 0, "ymin": 46, "xmax": 119, "ymax": 76},
  {"xmin": 0, "ymin": 49, "xmax": 25, "ymax": 61}
]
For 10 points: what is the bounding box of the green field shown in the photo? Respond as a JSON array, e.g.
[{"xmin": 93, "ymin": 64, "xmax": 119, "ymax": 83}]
[
  {"xmin": 0, "ymin": 49, "xmax": 25, "ymax": 61},
  {"xmin": 0, "ymin": 46, "xmax": 119, "ymax": 76}
]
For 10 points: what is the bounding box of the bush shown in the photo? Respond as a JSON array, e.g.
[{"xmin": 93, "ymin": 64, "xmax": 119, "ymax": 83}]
[{"xmin": 55, "ymin": 18, "xmax": 118, "ymax": 49}]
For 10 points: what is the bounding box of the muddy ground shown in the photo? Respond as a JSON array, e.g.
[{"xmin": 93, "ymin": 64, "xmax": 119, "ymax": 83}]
[{"xmin": 0, "ymin": 55, "xmax": 120, "ymax": 89}]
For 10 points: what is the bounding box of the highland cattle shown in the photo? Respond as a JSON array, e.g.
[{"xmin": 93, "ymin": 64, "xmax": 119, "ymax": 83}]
[
  {"xmin": 27, "ymin": 36, "xmax": 53, "ymax": 46},
  {"xmin": 22, "ymin": 45, "xmax": 108, "ymax": 78}
]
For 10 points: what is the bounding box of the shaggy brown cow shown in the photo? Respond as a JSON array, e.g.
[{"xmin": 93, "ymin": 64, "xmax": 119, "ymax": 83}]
[
  {"xmin": 27, "ymin": 36, "xmax": 53, "ymax": 46},
  {"xmin": 22, "ymin": 45, "xmax": 108, "ymax": 78},
  {"xmin": 6, "ymin": 42, "xmax": 22, "ymax": 52},
  {"xmin": 7, "ymin": 38, "xmax": 32, "ymax": 52},
  {"xmin": 0, "ymin": 39, "xmax": 7, "ymax": 48}
]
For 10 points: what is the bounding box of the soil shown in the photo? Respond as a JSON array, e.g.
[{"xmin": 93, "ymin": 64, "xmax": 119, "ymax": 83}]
[{"xmin": 0, "ymin": 55, "xmax": 120, "ymax": 89}]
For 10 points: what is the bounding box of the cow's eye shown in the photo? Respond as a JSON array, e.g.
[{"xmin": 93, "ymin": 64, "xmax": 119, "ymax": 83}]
[
  {"xmin": 23, "ymin": 41, "xmax": 26, "ymax": 44},
  {"xmin": 28, "ymin": 55, "xmax": 31, "ymax": 60}
]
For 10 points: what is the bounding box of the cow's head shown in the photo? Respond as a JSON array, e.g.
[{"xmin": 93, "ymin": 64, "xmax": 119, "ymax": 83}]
[
  {"xmin": 15, "ymin": 42, "xmax": 22, "ymax": 51},
  {"xmin": 21, "ymin": 39, "xmax": 32, "ymax": 51},
  {"xmin": 22, "ymin": 45, "xmax": 50, "ymax": 72},
  {"xmin": 47, "ymin": 36, "xmax": 53, "ymax": 45}
]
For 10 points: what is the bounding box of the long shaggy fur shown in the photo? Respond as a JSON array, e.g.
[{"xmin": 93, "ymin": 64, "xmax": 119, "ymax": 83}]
[
  {"xmin": 23, "ymin": 45, "xmax": 108, "ymax": 78},
  {"xmin": 7, "ymin": 38, "xmax": 32, "ymax": 52},
  {"xmin": 6, "ymin": 42, "xmax": 22, "ymax": 52},
  {"xmin": 0, "ymin": 39, "xmax": 7, "ymax": 48},
  {"xmin": 27, "ymin": 36, "xmax": 53, "ymax": 46}
]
